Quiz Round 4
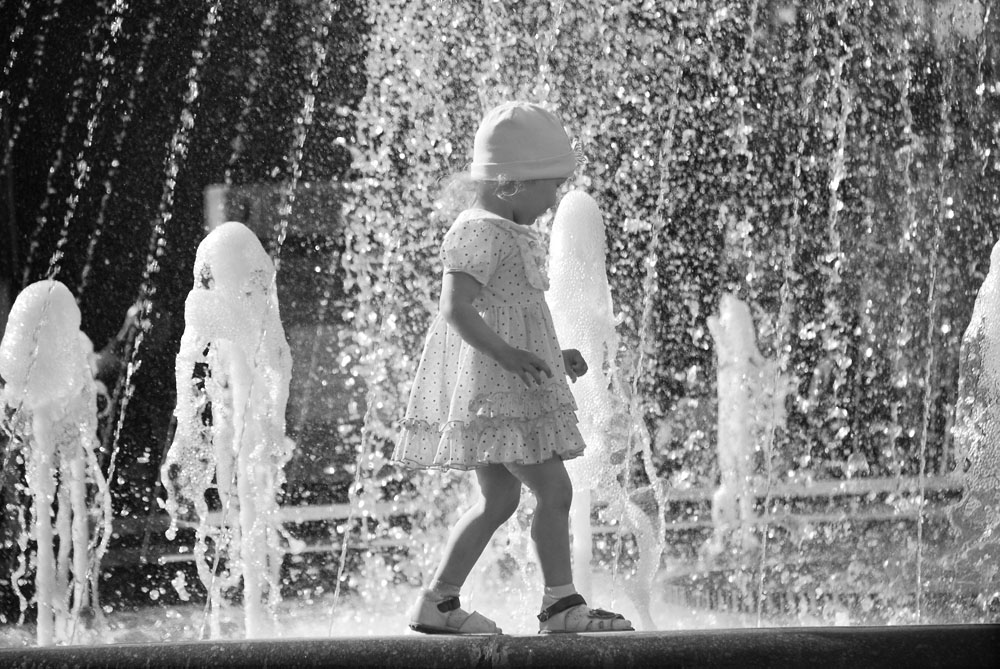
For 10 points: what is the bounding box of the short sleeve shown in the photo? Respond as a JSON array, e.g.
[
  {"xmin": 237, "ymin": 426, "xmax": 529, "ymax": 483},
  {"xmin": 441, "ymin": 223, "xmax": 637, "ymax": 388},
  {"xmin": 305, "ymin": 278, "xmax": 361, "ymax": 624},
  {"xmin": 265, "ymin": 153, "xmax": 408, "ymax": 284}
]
[{"xmin": 441, "ymin": 218, "xmax": 506, "ymax": 285}]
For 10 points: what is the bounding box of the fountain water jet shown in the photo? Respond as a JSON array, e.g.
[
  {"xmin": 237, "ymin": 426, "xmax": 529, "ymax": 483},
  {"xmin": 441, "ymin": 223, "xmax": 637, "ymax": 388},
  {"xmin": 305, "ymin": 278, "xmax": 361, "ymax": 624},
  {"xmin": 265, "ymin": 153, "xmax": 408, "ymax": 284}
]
[
  {"xmin": 950, "ymin": 238, "xmax": 1000, "ymax": 606},
  {"xmin": 548, "ymin": 190, "xmax": 668, "ymax": 630},
  {"xmin": 161, "ymin": 221, "xmax": 292, "ymax": 639},
  {"xmin": 0, "ymin": 280, "xmax": 111, "ymax": 645}
]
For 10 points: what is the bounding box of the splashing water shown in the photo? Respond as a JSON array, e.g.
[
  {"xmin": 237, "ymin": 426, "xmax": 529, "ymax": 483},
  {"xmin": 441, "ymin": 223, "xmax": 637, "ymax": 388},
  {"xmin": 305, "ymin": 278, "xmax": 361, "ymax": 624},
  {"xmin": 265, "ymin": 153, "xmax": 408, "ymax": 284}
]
[
  {"xmin": 160, "ymin": 222, "xmax": 292, "ymax": 639},
  {"xmin": 1, "ymin": 0, "xmax": 998, "ymax": 647},
  {"xmin": 77, "ymin": 12, "xmax": 161, "ymax": 298},
  {"xmin": 20, "ymin": 2, "xmax": 114, "ymax": 285},
  {"xmin": 42, "ymin": 1, "xmax": 128, "ymax": 284},
  {"xmin": 2, "ymin": 0, "xmax": 62, "ymax": 195}
]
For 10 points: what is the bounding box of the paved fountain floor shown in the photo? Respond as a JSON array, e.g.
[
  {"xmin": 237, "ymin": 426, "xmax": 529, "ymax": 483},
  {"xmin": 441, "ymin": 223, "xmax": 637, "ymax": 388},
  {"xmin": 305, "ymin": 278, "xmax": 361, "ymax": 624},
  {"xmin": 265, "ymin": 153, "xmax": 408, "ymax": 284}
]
[{"xmin": 1, "ymin": 625, "xmax": 997, "ymax": 668}]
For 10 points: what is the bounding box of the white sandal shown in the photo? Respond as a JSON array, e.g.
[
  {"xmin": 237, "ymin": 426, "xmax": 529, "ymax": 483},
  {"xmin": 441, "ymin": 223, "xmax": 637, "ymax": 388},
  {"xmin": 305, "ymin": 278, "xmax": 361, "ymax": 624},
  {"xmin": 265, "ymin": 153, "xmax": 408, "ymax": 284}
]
[
  {"xmin": 537, "ymin": 594, "xmax": 634, "ymax": 634},
  {"xmin": 408, "ymin": 594, "xmax": 502, "ymax": 635}
]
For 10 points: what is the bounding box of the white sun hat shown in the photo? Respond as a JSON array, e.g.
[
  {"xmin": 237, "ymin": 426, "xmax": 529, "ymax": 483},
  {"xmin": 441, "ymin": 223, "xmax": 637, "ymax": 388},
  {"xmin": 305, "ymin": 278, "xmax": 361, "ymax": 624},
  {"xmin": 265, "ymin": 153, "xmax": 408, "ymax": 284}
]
[{"xmin": 470, "ymin": 101, "xmax": 577, "ymax": 181}]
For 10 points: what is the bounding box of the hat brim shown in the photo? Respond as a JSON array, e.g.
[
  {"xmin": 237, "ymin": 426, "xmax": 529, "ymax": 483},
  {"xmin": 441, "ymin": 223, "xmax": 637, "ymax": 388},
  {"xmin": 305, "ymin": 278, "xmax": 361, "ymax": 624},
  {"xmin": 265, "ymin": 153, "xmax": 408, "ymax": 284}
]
[{"xmin": 470, "ymin": 151, "xmax": 577, "ymax": 181}]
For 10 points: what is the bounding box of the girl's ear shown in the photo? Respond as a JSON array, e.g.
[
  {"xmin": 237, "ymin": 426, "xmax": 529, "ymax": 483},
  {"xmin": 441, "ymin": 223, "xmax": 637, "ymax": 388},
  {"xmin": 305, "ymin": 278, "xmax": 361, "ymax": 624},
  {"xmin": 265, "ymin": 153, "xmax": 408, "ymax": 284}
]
[{"xmin": 494, "ymin": 179, "xmax": 523, "ymax": 201}]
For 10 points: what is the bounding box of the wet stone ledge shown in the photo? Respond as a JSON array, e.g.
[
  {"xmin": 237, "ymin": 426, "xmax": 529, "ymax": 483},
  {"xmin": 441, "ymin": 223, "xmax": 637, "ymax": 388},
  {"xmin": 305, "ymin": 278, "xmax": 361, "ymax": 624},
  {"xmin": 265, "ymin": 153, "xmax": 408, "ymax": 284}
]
[{"xmin": 0, "ymin": 625, "xmax": 997, "ymax": 668}]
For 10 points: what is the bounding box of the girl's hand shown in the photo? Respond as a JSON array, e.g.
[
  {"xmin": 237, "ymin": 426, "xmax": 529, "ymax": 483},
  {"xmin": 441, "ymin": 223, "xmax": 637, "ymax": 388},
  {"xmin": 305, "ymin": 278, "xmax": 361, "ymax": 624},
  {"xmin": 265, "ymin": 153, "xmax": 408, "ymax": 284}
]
[
  {"xmin": 497, "ymin": 346, "xmax": 553, "ymax": 387},
  {"xmin": 562, "ymin": 349, "xmax": 588, "ymax": 382}
]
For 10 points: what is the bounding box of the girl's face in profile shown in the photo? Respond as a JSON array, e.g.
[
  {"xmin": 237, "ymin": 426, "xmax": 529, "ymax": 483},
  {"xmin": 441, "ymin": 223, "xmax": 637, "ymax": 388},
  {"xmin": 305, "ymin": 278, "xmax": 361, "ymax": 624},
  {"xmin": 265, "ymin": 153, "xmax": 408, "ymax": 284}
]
[{"xmin": 512, "ymin": 177, "xmax": 567, "ymax": 225}]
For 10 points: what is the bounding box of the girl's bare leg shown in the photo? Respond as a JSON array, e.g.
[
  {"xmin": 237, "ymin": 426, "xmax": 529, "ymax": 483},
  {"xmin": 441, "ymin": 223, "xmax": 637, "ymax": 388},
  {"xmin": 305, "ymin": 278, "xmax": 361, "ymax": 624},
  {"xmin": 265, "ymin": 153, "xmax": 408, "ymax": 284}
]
[
  {"xmin": 505, "ymin": 457, "xmax": 634, "ymax": 632},
  {"xmin": 432, "ymin": 463, "xmax": 522, "ymax": 587},
  {"xmin": 504, "ymin": 458, "xmax": 574, "ymax": 587}
]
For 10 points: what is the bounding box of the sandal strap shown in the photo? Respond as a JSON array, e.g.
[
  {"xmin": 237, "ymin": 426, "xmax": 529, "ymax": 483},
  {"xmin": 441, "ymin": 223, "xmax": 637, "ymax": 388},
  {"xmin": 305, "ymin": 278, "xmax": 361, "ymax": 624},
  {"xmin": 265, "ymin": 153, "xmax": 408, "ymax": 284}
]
[
  {"xmin": 437, "ymin": 596, "xmax": 461, "ymax": 613},
  {"xmin": 537, "ymin": 593, "xmax": 587, "ymax": 622},
  {"xmin": 588, "ymin": 608, "xmax": 625, "ymax": 620}
]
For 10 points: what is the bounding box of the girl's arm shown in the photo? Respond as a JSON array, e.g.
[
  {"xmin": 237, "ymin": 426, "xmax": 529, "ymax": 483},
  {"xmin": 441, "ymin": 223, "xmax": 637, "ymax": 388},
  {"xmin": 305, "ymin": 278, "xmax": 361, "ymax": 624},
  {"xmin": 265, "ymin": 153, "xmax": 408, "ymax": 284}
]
[{"xmin": 440, "ymin": 271, "xmax": 552, "ymax": 386}]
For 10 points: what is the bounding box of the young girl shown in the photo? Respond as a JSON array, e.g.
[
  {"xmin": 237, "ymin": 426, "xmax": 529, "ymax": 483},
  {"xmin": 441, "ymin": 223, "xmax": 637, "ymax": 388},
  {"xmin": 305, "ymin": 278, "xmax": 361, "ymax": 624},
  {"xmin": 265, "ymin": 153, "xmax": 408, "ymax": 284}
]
[{"xmin": 393, "ymin": 101, "xmax": 634, "ymax": 635}]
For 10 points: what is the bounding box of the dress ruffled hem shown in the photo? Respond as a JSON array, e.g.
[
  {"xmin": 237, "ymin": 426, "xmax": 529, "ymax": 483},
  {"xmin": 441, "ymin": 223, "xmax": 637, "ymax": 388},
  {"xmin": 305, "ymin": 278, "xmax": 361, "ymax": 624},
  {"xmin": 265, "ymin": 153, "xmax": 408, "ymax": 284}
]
[
  {"xmin": 393, "ymin": 410, "xmax": 586, "ymax": 471},
  {"xmin": 467, "ymin": 385, "xmax": 577, "ymax": 421}
]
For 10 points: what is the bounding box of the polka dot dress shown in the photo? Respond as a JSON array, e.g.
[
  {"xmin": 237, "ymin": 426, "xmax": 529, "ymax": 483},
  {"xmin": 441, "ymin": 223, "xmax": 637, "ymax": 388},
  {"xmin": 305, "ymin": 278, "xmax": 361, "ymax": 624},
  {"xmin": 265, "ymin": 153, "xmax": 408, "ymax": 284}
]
[{"xmin": 393, "ymin": 208, "xmax": 586, "ymax": 470}]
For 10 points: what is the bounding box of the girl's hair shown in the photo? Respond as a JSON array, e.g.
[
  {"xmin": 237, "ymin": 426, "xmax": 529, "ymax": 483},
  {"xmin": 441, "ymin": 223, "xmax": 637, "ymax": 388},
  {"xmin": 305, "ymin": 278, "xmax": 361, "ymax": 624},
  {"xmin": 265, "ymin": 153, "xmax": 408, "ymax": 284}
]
[{"xmin": 434, "ymin": 171, "xmax": 477, "ymax": 219}]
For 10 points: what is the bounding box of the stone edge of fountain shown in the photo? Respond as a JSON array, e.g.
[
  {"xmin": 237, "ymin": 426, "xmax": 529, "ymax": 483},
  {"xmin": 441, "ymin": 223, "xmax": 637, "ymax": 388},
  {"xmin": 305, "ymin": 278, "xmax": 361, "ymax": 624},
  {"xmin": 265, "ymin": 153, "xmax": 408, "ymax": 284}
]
[{"xmin": 0, "ymin": 625, "xmax": 997, "ymax": 668}]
